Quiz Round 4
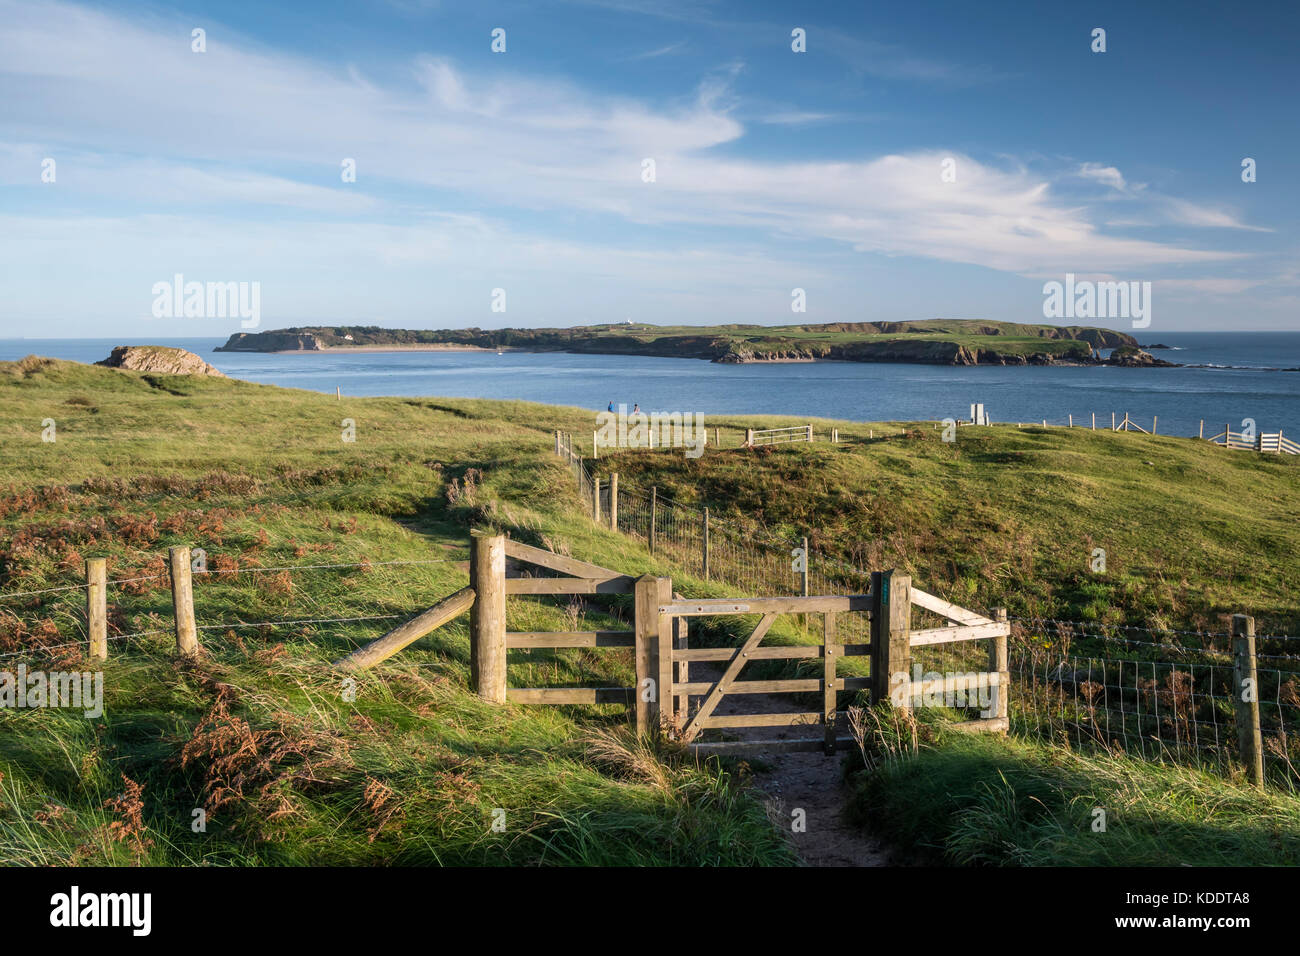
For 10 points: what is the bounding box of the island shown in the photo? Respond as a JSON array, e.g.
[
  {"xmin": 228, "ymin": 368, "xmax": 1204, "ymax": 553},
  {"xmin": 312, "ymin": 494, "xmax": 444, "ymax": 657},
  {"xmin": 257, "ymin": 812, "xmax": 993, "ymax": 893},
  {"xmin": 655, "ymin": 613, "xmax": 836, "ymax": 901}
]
[{"xmin": 216, "ymin": 319, "xmax": 1175, "ymax": 367}]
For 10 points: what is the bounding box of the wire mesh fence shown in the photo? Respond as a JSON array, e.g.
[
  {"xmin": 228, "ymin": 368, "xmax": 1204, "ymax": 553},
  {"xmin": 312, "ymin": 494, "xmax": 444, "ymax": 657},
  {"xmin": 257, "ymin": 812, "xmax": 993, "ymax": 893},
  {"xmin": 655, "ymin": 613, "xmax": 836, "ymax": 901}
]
[
  {"xmin": 567, "ymin": 446, "xmax": 1300, "ymax": 790},
  {"xmin": 1008, "ymin": 619, "xmax": 1300, "ymax": 789}
]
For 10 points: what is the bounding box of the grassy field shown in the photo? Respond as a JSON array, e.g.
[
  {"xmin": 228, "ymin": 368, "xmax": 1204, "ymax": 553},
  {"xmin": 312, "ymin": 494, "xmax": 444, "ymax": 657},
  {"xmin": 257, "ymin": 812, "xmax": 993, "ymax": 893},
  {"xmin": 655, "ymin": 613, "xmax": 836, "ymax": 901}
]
[
  {"xmin": 2, "ymin": 354, "xmax": 1298, "ymax": 866},
  {"xmin": 0, "ymin": 357, "xmax": 796, "ymax": 865},
  {"xmin": 847, "ymin": 707, "xmax": 1300, "ymax": 866},
  {"xmin": 595, "ymin": 418, "xmax": 1300, "ymax": 635}
]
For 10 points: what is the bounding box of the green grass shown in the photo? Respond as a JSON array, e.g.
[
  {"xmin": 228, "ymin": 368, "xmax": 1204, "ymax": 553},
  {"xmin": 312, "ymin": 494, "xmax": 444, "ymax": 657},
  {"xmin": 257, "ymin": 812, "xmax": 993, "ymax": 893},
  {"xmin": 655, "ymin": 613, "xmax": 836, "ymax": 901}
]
[
  {"xmin": 595, "ymin": 417, "xmax": 1300, "ymax": 634},
  {"xmin": 846, "ymin": 706, "xmax": 1300, "ymax": 866},
  {"xmin": 3, "ymin": 354, "xmax": 1298, "ymax": 867},
  {"xmin": 0, "ymin": 356, "xmax": 795, "ymax": 866}
]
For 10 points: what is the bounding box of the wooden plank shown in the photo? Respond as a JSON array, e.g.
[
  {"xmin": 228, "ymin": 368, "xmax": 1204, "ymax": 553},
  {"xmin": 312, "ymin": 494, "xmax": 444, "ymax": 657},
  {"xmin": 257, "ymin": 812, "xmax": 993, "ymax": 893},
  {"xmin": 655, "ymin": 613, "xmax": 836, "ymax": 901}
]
[
  {"xmin": 673, "ymin": 678, "xmax": 824, "ymax": 695},
  {"xmin": 673, "ymin": 644, "xmax": 821, "ymax": 662},
  {"xmin": 906, "ymin": 671, "xmax": 1006, "ymax": 697},
  {"xmin": 502, "ymin": 539, "xmax": 624, "ymax": 580},
  {"xmin": 909, "ymin": 621, "xmax": 1009, "ymax": 647},
  {"xmin": 689, "ymin": 737, "xmax": 856, "ymax": 757},
  {"xmin": 672, "ymin": 603, "xmax": 689, "ymax": 726},
  {"xmin": 660, "ymin": 594, "xmax": 871, "ymax": 616},
  {"xmin": 505, "ymin": 631, "xmax": 635, "ymax": 648},
  {"xmin": 909, "ymin": 587, "xmax": 989, "ymax": 626},
  {"xmin": 824, "ymin": 612, "xmax": 838, "ymax": 753},
  {"xmin": 337, "ymin": 586, "xmax": 476, "ymax": 670},
  {"xmin": 680, "ymin": 613, "xmax": 777, "ymax": 741},
  {"xmin": 507, "ymin": 687, "xmax": 633, "ymax": 705},
  {"xmin": 947, "ymin": 717, "xmax": 1009, "ymax": 734},
  {"xmin": 701, "ymin": 712, "xmax": 823, "ymax": 729},
  {"xmin": 656, "ymin": 577, "xmax": 673, "ymax": 735},
  {"xmin": 505, "ymin": 576, "xmax": 636, "ymax": 595}
]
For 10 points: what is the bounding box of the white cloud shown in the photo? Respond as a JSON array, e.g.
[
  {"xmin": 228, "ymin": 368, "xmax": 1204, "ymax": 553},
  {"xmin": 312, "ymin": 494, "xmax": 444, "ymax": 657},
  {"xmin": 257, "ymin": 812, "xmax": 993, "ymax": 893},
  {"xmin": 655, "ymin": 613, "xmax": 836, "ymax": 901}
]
[{"xmin": 0, "ymin": 0, "xmax": 1264, "ymax": 319}]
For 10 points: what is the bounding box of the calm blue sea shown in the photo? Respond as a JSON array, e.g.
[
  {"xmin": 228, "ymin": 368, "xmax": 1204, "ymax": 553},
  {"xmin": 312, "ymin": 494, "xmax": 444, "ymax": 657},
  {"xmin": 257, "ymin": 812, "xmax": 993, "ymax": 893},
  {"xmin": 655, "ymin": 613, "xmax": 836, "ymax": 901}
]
[{"xmin": 4, "ymin": 332, "xmax": 1300, "ymax": 437}]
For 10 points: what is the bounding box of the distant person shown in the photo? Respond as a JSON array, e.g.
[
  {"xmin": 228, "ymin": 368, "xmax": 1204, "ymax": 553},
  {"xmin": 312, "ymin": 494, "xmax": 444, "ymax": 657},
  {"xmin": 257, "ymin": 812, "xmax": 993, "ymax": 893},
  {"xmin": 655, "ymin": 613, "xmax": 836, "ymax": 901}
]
[
  {"xmin": 632, "ymin": 403, "xmax": 640, "ymax": 414},
  {"xmin": 608, "ymin": 401, "xmax": 614, "ymax": 412}
]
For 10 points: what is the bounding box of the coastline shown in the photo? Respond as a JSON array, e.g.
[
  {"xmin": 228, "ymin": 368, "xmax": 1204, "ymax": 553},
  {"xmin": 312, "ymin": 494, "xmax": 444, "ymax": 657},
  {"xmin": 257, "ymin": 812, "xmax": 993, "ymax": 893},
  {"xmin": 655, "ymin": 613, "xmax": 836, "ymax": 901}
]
[{"xmin": 252, "ymin": 344, "xmax": 514, "ymax": 355}]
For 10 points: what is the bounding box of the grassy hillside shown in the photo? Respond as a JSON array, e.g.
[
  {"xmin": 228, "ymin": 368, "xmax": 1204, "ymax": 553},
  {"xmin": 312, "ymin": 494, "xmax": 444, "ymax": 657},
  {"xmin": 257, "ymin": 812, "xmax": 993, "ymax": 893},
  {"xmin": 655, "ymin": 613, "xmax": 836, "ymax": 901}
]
[
  {"xmin": 848, "ymin": 708, "xmax": 1300, "ymax": 866},
  {"xmin": 596, "ymin": 419, "xmax": 1300, "ymax": 635},
  {"xmin": 3, "ymin": 355, "xmax": 1298, "ymax": 866},
  {"xmin": 0, "ymin": 357, "xmax": 794, "ymax": 865}
]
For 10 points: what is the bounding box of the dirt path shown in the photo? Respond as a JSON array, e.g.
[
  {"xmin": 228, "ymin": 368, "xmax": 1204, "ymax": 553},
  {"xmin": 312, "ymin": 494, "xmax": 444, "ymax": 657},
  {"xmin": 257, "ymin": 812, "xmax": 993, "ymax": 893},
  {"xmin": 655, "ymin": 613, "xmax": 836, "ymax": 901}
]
[{"xmin": 688, "ymin": 662, "xmax": 890, "ymax": 867}]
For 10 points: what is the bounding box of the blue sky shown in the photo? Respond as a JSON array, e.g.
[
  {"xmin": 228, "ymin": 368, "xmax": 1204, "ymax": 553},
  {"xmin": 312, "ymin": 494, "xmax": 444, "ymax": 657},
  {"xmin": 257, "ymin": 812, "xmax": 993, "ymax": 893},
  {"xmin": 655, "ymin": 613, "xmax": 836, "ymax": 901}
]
[{"xmin": 1, "ymin": 0, "xmax": 1296, "ymax": 336}]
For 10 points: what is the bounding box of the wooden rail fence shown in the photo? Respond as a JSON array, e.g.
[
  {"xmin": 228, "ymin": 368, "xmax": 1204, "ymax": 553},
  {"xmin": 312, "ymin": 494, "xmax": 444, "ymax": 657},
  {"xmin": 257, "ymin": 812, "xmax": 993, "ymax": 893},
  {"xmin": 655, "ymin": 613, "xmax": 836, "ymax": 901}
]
[{"xmin": 460, "ymin": 534, "xmax": 1010, "ymax": 755}]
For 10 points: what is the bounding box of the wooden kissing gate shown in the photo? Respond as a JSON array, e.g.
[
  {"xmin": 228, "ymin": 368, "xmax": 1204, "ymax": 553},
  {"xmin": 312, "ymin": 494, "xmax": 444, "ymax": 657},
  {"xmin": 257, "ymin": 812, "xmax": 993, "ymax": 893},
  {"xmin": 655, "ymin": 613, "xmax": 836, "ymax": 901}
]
[{"xmin": 338, "ymin": 530, "xmax": 1011, "ymax": 757}]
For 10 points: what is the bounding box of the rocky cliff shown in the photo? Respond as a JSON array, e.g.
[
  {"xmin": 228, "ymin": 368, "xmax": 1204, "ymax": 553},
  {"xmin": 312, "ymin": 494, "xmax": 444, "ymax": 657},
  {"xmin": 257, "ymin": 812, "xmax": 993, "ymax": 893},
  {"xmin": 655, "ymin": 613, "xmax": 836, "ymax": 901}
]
[
  {"xmin": 216, "ymin": 331, "xmax": 325, "ymax": 352},
  {"xmin": 97, "ymin": 346, "xmax": 226, "ymax": 376}
]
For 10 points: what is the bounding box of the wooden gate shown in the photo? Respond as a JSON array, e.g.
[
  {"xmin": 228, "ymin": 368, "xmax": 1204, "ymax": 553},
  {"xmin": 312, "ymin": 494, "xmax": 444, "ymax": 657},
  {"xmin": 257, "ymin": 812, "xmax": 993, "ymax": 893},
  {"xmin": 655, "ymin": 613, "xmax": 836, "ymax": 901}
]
[
  {"xmin": 654, "ymin": 571, "xmax": 1011, "ymax": 755},
  {"xmin": 656, "ymin": 593, "xmax": 872, "ymax": 754},
  {"xmin": 459, "ymin": 533, "xmax": 1011, "ymax": 754}
]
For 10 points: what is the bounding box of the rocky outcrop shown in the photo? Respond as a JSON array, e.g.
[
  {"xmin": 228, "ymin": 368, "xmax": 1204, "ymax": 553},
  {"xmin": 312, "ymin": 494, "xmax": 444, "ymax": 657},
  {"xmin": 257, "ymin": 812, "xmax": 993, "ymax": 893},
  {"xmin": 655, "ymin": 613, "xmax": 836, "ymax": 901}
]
[
  {"xmin": 97, "ymin": 346, "xmax": 225, "ymax": 376},
  {"xmin": 216, "ymin": 331, "xmax": 324, "ymax": 352},
  {"xmin": 1106, "ymin": 346, "xmax": 1177, "ymax": 368}
]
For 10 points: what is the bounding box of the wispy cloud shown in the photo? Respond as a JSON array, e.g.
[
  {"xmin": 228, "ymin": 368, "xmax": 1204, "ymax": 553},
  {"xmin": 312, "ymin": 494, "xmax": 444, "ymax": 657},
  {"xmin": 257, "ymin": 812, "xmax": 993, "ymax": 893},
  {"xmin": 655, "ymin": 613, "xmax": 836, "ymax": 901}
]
[{"xmin": 0, "ymin": 0, "xmax": 1273, "ymax": 333}]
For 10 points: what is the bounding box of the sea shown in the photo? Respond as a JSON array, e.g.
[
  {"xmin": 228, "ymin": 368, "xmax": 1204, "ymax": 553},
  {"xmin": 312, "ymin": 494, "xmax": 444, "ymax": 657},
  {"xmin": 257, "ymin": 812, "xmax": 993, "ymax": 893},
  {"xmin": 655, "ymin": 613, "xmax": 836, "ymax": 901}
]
[{"xmin": 3, "ymin": 332, "xmax": 1300, "ymax": 438}]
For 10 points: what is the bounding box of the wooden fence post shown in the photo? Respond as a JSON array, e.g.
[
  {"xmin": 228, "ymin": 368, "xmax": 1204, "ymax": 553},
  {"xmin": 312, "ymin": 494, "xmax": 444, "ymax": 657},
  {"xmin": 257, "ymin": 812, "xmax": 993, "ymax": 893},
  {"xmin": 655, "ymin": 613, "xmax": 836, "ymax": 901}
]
[
  {"xmin": 609, "ymin": 472, "xmax": 618, "ymax": 531},
  {"xmin": 1232, "ymin": 614, "xmax": 1265, "ymax": 787},
  {"xmin": 1199, "ymin": 420, "xmax": 1204, "ymax": 439},
  {"xmin": 554, "ymin": 430, "xmax": 560, "ymax": 456},
  {"xmin": 988, "ymin": 608, "xmax": 1008, "ymax": 730},
  {"xmin": 168, "ymin": 545, "xmax": 198, "ymax": 657},
  {"xmin": 1068, "ymin": 414, "xmax": 1073, "ymax": 428},
  {"xmin": 745, "ymin": 428, "xmax": 753, "ymax": 447},
  {"xmin": 806, "ymin": 425, "xmax": 813, "ymax": 442},
  {"xmin": 1092, "ymin": 412, "xmax": 1096, "ymax": 430},
  {"xmin": 86, "ymin": 557, "xmax": 107, "ymax": 661},
  {"xmin": 870, "ymin": 570, "xmax": 911, "ymax": 712},
  {"xmin": 634, "ymin": 575, "xmax": 660, "ymax": 736},
  {"xmin": 1152, "ymin": 416, "xmax": 1158, "ymax": 435},
  {"xmin": 649, "ymin": 486, "xmax": 657, "ymax": 554},
  {"xmin": 701, "ymin": 506, "xmax": 710, "ymax": 578},
  {"xmin": 656, "ymin": 577, "xmax": 674, "ymax": 735},
  {"xmin": 593, "ymin": 431, "xmax": 599, "ymax": 460},
  {"xmin": 470, "ymin": 531, "xmax": 507, "ymax": 702},
  {"xmin": 1112, "ymin": 412, "xmax": 1116, "ymax": 430},
  {"xmin": 593, "ymin": 476, "xmax": 601, "ymax": 524}
]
